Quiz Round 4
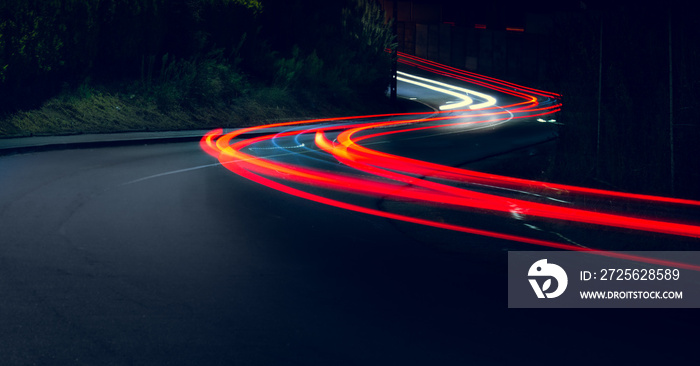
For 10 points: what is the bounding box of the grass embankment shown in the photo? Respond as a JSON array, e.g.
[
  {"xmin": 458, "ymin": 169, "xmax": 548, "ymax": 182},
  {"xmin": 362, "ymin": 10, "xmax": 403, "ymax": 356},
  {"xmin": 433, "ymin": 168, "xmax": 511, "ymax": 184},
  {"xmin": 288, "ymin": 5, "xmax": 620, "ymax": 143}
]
[{"xmin": 0, "ymin": 81, "xmax": 389, "ymax": 138}]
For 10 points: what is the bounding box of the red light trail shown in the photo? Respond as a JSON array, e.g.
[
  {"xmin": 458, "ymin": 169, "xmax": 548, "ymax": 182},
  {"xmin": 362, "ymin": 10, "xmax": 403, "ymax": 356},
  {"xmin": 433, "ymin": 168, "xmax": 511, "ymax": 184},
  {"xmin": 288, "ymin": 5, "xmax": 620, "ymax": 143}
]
[{"xmin": 201, "ymin": 52, "xmax": 700, "ymax": 270}]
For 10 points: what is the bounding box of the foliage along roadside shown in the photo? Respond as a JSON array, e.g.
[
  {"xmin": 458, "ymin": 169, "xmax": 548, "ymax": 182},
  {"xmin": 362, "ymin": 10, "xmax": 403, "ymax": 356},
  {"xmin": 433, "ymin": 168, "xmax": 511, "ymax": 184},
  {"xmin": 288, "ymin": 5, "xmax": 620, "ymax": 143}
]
[{"xmin": 0, "ymin": 0, "xmax": 396, "ymax": 136}]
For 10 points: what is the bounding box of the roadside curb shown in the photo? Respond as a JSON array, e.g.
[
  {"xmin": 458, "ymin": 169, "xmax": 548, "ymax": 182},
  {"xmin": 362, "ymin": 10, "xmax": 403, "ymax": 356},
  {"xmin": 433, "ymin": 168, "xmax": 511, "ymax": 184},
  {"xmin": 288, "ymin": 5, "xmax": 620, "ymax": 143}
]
[
  {"xmin": 0, "ymin": 130, "xmax": 210, "ymax": 156},
  {"xmin": 0, "ymin": 128, "xmax": 287, "ymax": 156},
  {"xmin": 0, "ymin": 99, "xmax": 435, "ymax": 157}
]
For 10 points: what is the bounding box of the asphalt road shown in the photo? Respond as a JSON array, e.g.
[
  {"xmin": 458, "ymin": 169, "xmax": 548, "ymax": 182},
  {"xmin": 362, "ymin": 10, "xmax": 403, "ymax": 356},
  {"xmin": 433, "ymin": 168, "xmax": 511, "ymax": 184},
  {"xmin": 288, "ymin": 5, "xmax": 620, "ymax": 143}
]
[
  {"xmin": 2, "ymin": 134, "xmax": 698, "ymax": 365},
  {"xmin": 1, "ymin": 57, "xmax": 699, "ymax": 365},
  {"xmin": 0, "ymin": 140, "xmax": 504, "ymax": 365}
]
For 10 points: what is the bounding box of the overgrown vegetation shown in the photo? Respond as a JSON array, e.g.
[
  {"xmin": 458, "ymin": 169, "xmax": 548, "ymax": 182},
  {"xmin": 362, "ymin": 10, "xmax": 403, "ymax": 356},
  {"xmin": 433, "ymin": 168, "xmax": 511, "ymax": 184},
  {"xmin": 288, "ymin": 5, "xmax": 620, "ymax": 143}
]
[{"xmin": 0, "ymin": 0, "xmax": 395, "ymax": 136}]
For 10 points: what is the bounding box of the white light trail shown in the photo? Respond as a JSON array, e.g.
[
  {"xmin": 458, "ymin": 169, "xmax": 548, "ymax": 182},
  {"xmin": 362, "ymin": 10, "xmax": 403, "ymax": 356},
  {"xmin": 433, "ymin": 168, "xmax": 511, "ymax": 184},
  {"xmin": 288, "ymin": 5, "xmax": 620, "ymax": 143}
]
[{"xmin": 397, "ymin": 71, "xmax": 497, "ymax": 110}]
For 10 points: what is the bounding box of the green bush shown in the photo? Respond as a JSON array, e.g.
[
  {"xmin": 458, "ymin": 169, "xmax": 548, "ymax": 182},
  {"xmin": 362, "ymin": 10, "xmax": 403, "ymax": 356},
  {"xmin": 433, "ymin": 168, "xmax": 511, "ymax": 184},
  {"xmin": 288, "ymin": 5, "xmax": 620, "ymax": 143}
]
[
  {"xmin": 274, "ymin": 45, "xmax": 305, "ymax": 88},
  {"xmin": 150, "ymin": 50, "xmax": 248, "ymax": 109},
  {"xmin": 266, "ymin": 0, "xmax": 394, "ymax": 104}
]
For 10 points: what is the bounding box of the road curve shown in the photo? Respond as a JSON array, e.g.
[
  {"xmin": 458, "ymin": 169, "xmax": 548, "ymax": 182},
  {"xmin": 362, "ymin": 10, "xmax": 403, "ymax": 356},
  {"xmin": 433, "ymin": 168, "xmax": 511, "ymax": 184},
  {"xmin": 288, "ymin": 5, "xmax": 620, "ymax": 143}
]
[{"xmin": 1, "ymin": 53, "xmax": 699, "ymax": 365}]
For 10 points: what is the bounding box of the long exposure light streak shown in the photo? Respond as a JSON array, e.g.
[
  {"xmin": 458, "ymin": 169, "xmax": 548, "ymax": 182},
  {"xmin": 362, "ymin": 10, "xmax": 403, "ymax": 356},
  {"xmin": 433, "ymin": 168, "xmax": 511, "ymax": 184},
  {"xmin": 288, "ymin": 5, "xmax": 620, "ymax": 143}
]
[
  {"xmin": 202, "ymin": 52, "xmax": 700, "ymax": 269},
  {"xmin": 397, "ymin": 71, "xmax": 497, "ymax": 110}
]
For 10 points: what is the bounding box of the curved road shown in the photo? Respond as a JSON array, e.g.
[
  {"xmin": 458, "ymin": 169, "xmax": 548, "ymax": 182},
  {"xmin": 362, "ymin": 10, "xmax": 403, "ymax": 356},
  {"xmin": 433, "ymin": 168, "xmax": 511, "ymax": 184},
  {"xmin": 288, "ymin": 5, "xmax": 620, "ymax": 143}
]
[{"xmin": 1, "ymin": 54, "xmax": 698, "ymax": 365}]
